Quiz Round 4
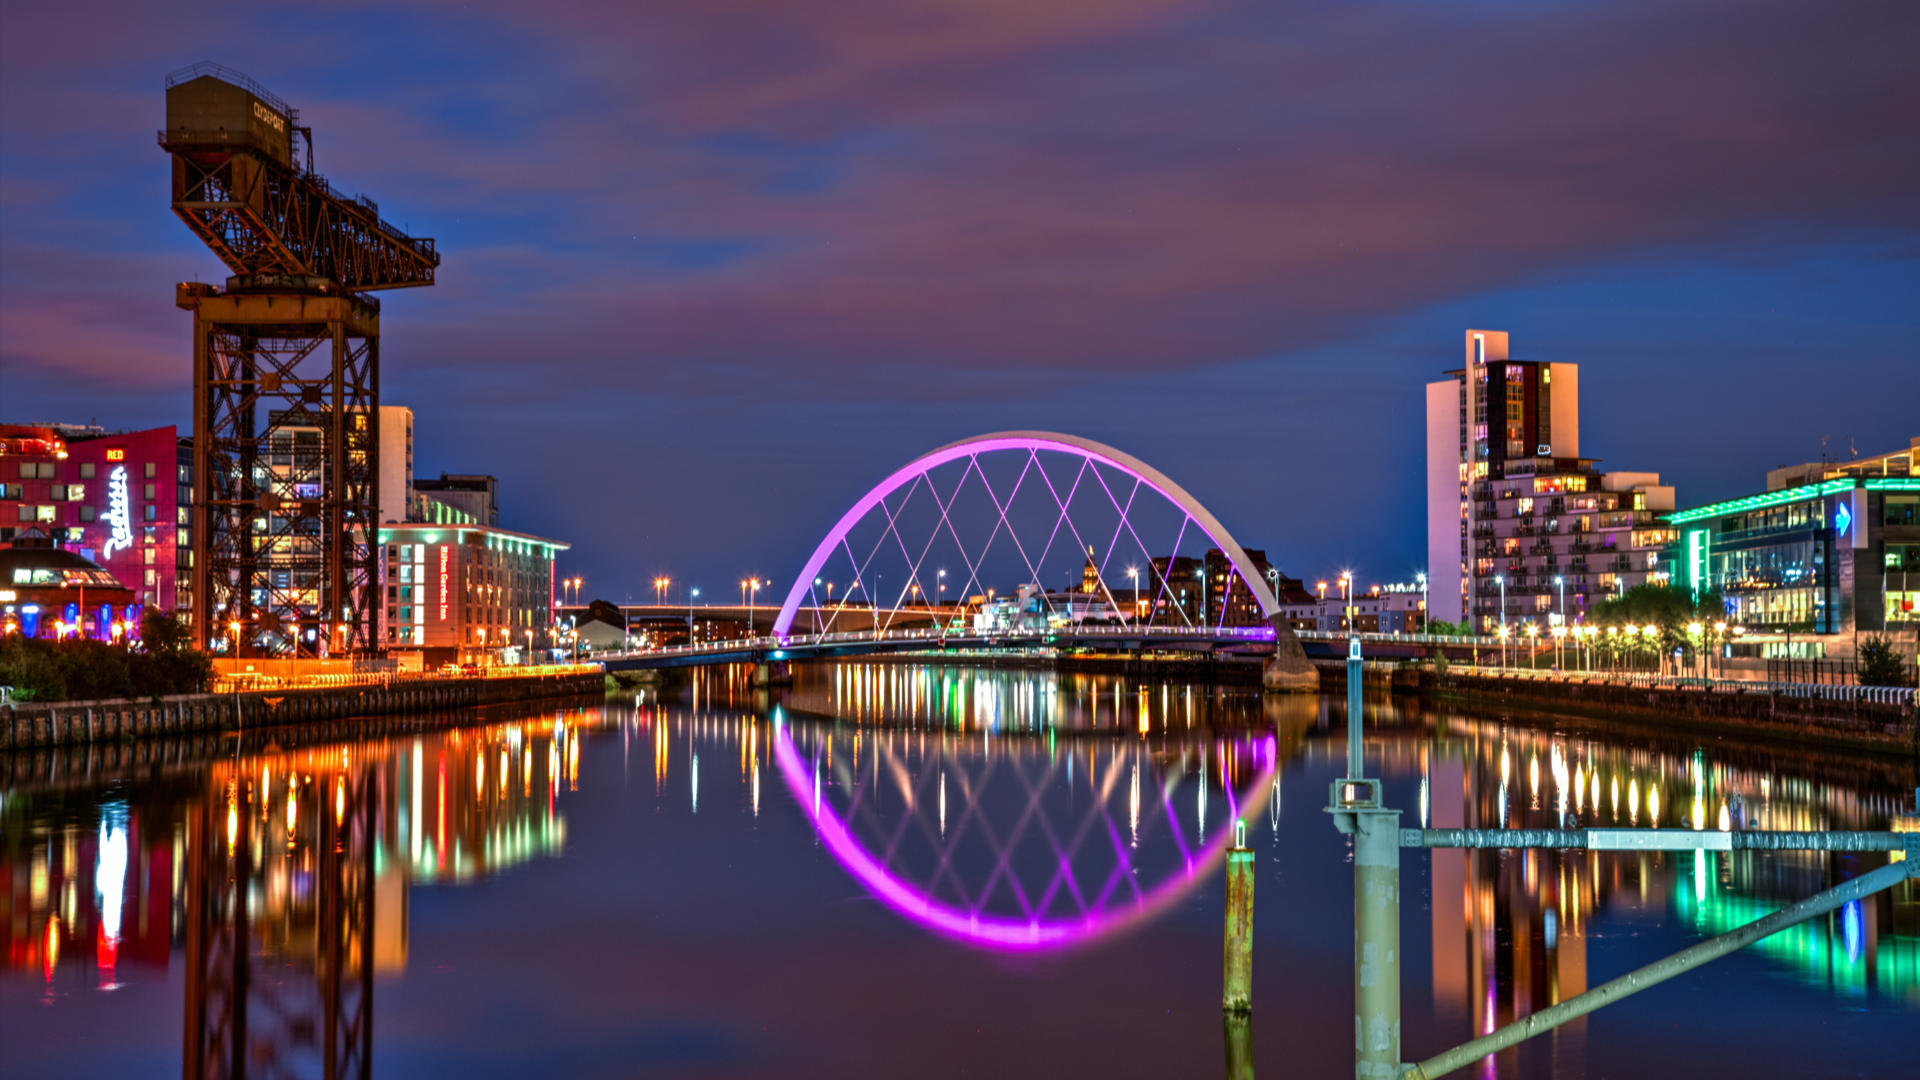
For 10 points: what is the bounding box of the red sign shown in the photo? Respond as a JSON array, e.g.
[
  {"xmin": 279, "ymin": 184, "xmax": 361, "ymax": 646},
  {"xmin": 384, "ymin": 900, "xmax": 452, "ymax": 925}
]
[
  {"xmin": 438, "ymin": 545, "xmax": 450, "ymax": 621},
  {"xmin": 105, "ymin": 448, "xmax": 125, "ymax": 461}
]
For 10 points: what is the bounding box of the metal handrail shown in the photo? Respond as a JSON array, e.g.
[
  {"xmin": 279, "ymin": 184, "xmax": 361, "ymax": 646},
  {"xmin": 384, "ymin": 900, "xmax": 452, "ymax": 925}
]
[{"xmin": 165, "ymin": 62, "xmax": 297, "ymax": 120}]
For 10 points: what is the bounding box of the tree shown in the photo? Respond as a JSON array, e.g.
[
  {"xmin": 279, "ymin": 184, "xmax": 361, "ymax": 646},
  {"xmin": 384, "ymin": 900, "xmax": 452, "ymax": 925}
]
[{"xmin": 1857, "ymin": 634, "xmax": 1909, "ymax": 687}]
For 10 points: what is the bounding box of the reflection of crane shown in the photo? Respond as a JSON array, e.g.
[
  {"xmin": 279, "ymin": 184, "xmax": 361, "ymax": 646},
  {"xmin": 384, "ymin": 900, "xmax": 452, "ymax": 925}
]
[
  {"xmin": 183, "ymin": 766, "xmax": 377, "ymax": 1079},
  {"xmin": 161, "ymin": 62, "xmax": 439, "ymax": 657}
]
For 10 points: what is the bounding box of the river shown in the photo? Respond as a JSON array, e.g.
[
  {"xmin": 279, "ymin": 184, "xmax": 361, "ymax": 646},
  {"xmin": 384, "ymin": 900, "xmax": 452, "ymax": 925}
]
[{"xmin": 2, "ymin": 662, "xmax": 1915, "ymax": 1077}]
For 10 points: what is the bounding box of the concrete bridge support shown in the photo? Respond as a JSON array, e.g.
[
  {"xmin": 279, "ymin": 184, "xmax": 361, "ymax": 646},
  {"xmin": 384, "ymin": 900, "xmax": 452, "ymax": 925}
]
[{"xmin": 1263, "ymin": 619, "xmax": 1319, "ymax": 694}]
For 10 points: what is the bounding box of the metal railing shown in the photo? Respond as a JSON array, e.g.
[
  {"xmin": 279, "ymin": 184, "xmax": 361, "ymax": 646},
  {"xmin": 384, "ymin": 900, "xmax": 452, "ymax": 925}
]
[
  {"xmin": 604, "ymin": 622, "xmax": 1286, "ymax": 662},
  {"xmin": 211, "ymin": 662, "xmax": 597, "ymax": 693},
  {"xmin": 1454, "ymin": 665, "xmax": 1916, "ymax": 707}
]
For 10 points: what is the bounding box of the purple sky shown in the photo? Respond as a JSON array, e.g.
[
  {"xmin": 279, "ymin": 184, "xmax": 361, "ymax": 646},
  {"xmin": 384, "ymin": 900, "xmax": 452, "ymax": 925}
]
[{"xmin": 3, "ymin": 0, "xmax": 1916, "ymax": 602}]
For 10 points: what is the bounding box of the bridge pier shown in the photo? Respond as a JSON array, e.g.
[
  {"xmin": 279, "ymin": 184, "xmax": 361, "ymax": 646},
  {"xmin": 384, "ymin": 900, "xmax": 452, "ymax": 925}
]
[
  {"xmin": 1262, "ymin": 619, "xmax": 1319, "ymax": 694},
  {"xmin": 751, "ymin": 660, "xmax": 793, "ymax": 688}
]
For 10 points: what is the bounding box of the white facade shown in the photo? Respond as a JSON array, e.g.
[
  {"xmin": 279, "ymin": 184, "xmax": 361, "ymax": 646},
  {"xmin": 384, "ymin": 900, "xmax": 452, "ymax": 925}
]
[{"xmin": 377, "ymin": 405, "xmax": 413, "ymax": 525}]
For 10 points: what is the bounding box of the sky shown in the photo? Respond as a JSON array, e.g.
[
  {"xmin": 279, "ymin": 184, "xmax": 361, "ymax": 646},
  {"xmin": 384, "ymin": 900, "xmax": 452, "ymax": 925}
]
[{"xmin": 3, "ymin": 0, "xmax": 1916, "ymax": 604}]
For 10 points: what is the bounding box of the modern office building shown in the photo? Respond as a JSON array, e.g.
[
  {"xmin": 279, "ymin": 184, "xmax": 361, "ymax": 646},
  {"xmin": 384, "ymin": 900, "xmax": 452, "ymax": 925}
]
[
  {"xmin": 1426, "ymin": 331, "xmax": 1676, "ymax": 630},
  {"xmin": 0, "ymin": 424, "xmax": 189, "ymax": 622},
  {"xmin": 377, "ymin": 521, "xmax": 568, "ymax": 666},
  {"xmin": 1666, "ymin": 438, "xmax": 1918, "ymax": 633},
  {"xmin": 414, "ymin": 473, "xmax": 499, "ymax": 527}
]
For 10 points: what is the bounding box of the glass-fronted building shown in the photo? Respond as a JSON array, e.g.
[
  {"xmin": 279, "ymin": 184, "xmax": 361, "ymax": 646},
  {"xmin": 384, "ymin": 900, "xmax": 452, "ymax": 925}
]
[{"xmin": 1667, "ymin": 471, "xmax": 1919, "ymax": 633}]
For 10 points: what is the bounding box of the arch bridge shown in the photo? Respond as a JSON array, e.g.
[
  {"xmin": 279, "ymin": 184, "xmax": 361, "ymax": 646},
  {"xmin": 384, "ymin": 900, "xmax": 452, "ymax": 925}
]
[{"xmin": 603, "ymin": 432, "xmax": 1316, "ymax": 689}]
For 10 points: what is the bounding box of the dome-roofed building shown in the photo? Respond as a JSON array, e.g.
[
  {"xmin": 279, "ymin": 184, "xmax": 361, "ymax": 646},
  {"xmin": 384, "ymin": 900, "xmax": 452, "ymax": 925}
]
[{"xmin": 1, "ymin": 535, "xmax": 138, "ymax": 641}]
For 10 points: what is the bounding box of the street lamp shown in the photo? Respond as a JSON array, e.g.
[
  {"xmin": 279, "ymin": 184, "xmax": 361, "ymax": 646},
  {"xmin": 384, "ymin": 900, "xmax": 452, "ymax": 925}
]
[
  {"xmin": 1417, "ymin": 571, "xmax": 1428, "ymax": 636},
  {"xmin": 1495, "ymin": 574, "xmax": 1507, "ymax": 648},
  {"xmin": 654, "ymin": 576, "xmax": 670, "ymax": 606},
  {"xmin": 1497, "ymin": 622, "xmax": 1510, "ymax": 668},
  {"xmin": 1555, "ymin": 575, "xmax": 1566, "ymax": 632},
  {"xmin": 688, "ymin": 586, "xmax": 700, "ymax": 644},
  {"xmin": 741, "ymin": 578, "xmax": 762, "ymax": 636}
]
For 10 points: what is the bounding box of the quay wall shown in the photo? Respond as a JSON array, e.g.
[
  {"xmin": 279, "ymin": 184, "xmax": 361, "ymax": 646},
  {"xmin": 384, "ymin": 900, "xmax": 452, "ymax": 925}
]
[
  {"xmin": 0, "ymin": 671, "xmax": 604, "ymax": 752},
  {"xmin": 1313, "ymin": 660, "xmax": 1918, "ymax": 755}
]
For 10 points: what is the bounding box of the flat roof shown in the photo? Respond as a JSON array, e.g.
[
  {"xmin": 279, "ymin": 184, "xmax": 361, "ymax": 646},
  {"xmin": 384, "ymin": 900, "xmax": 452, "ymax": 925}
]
[
  {"xmin": 377, "ymin": 522, "xmax": 569, "ymax": 552},
  {"xmin": 1667, "ymin": 476, "xmax": 1919, "ymax": 525}
]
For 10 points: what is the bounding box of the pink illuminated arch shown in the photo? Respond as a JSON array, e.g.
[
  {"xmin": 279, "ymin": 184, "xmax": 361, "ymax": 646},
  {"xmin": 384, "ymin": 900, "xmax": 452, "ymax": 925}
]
[{"xmin": 771, "ymin": 431, "xmax": 1280, "ymax": 641}]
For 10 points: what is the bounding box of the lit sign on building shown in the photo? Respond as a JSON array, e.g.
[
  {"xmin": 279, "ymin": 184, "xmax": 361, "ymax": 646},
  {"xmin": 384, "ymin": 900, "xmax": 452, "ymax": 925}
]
[
  {"xmin": 1834, "ymin": 501, "xmax": 1852, "ymax": 537},
  {"xmin": 105, "ymin": 448, "xmax": 125, "ymax": 461},
  {"xmin": 438, "ymin": 545, "xmax": 450, "ymax": 621},
  {"xmin": 252, "ymin": 99, "xmax": 286, "ymax": 133},
  {"xmin": 102, "ymin": 465, "xmax": 133, "ymax": 560}
]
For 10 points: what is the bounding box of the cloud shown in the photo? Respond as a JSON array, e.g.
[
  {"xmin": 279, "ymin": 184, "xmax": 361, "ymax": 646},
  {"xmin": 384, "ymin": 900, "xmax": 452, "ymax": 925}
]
[{"xmin": 5, "ymin": 0, "xmax": 1916, "ymax": 402}]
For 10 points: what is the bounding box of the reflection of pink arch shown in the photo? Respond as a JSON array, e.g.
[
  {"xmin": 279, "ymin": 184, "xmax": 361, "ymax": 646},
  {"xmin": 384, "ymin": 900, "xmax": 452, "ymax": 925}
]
[
  {"xmin": 772, "ymin": 722, "xmax": 1278, "ymax": 951},
  {"xmin": 772, "ymin": 431, "xmax": 1280, "ymax": 641}
]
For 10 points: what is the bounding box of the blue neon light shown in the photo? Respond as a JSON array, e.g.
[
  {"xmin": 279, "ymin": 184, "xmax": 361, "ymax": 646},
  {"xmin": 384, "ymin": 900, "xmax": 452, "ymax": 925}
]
[{"xmin": 1835, "ymin": 502, "xmax": 1852, "ymax": 537}]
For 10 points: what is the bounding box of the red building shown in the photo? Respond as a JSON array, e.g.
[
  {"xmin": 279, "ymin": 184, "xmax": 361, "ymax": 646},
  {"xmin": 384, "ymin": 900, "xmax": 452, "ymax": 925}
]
[{"xmin": 1, "ymin": 424, "xmax": 188, "ymax": 627}]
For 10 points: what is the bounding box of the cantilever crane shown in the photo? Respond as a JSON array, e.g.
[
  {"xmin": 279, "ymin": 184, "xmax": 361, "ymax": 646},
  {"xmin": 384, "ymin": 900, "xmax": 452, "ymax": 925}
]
[{"xmin": 162, "ymin": 62, "xmax": 439, "ymax": 657}]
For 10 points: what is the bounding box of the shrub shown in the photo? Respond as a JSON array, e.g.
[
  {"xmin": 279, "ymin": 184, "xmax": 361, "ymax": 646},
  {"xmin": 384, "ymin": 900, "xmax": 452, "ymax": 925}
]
[{"xmin": 1857, "ymin": 634, "xmax": 1909, "ymax": 687}]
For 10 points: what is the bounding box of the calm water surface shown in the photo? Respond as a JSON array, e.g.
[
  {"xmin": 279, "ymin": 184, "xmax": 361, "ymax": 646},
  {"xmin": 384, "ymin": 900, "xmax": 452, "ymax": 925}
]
[{"xmin": 3, "ymin": 663, "xmax": 1917, "ymax": 1078}]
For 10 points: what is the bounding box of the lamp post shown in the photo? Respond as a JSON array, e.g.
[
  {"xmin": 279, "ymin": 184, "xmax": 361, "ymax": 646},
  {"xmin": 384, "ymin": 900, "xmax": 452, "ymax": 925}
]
[
  {"xmin": 1555, "ymin": 575, "xmax": 1566, "ymax": 634},
  {"xmin": 1524, "ymin": 622, "xmax": 1539, "ymax": 668},
  {"xmin": 525, "ymin": 628, "xmax": 533, "ymax": 666},
  {"xmin": 1127, "ymin": 567, "xmax": 1140, "ymax": 625},
  {"xmin": 1417, "ymin": 571, "xmax": 1429, "ymax": 636},
  {"xmin": 1495, "ymin": 574, "xmax": 1507, "ymax": 659}
]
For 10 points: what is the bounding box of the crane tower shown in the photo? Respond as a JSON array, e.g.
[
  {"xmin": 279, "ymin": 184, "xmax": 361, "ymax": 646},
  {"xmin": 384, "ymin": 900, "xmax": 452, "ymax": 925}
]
[{"xmin": 161, "ymin": 63, "xmax": 438, "ymax": 657}]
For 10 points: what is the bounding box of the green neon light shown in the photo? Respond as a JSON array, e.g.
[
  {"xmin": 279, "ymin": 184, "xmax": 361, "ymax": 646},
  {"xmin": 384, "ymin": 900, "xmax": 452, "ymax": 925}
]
[
  {"xmin": 1668, "ymin": 478, "xmax": 1854, "ymax": 524},
  {"xmin": 1864, "ymin": 477, "xmax": 1920, "ymax": 492}
]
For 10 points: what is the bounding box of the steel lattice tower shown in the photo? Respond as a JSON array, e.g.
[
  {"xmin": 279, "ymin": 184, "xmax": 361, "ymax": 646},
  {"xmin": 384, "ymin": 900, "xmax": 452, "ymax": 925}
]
[{"xmin": 161, "ymin": 63, "xmax": 437, "ymax": 656}]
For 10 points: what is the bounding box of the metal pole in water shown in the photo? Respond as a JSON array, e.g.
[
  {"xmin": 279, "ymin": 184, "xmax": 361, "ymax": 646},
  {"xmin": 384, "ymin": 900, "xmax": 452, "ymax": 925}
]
[
  {"xmin": 1347, "ymin": 636, "xmax": 1364, "ymax": 779},
  {"xmin": 1353, "ymin": 806, "xmax": 1402, "ymax": 1079},
  {"xmin": 1224, "ymin": 818, "xmax": 1255, "ymax": 1013},
  {"xmin": 1223, "ymin": 1012, "xmax": 1256, "ymax": 1080}
]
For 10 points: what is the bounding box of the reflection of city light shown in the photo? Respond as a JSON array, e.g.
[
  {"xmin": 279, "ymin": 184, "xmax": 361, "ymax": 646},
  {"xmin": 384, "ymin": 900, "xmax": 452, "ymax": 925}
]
[
  {"xmin": 1628, "ymin": 779, "xmax": 1639, "ymax": 825},
  {"xmin": 44, "ymin": 915, "xmax": 60, "ymax": 983},
  {"xmin": 1650, "ymin": 785, "xmax": 1661, "ymax": 825},
  {"xmin": 226, "ymin": 786, "xmax": 238, "ymax": 855},
  {"xmin": 1131, "ymin": 762, "xmax": 1141, "ymax": 845},
  {"xmin": 1717, "ymin": 801, "xmax": 1731, "ymax": 832},
  {"xmin": 335, "ymin": 777, "xmax": 345, "ymax": 827},
  {"xmin": 95, "ymin": 809, "xmax": 127, "ymax": 989}
]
